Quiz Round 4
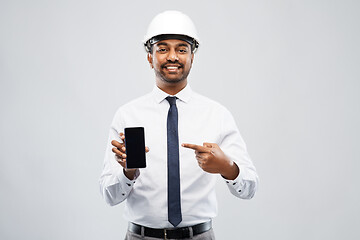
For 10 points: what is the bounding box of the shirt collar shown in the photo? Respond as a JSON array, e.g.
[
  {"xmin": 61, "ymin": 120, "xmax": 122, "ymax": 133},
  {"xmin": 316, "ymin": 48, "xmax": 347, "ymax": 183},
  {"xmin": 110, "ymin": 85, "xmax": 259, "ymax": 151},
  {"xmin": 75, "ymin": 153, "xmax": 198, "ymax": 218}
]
[{"xmin": 152, "ymin": 84, "xmax": 192, "ymax": 104}]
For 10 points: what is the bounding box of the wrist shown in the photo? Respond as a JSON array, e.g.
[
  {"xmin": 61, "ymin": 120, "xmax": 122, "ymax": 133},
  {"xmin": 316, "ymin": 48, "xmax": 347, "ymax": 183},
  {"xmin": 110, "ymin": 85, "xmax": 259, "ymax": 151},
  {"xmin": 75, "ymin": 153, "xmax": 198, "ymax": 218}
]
[
  {"xmin": 123, "ymin": 168, "xmax": 137, "ymax": 180},
  {"xmin": 220, "ymin": 161, "xmax": 239, "ymax": 180}
]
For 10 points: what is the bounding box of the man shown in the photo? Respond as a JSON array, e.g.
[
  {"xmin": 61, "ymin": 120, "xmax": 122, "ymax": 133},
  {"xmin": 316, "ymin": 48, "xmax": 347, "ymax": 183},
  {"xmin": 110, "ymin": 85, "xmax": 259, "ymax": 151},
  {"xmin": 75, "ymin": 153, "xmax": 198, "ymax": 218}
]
[{"xmin": 99, "ymin": 10, "xmax": 258, "ymax": 240}]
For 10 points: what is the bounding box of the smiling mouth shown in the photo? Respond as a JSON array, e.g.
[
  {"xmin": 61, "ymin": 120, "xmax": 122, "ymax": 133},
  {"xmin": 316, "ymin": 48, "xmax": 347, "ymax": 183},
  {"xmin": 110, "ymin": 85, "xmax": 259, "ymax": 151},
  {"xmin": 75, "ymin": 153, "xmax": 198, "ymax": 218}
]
[
  {"xmin": 166, "ymin": 66, "xmax": 179, "ymax": 70},
  {"xmin": 163, "ymin": 65, "xmax": 182, "ymax": 72}
]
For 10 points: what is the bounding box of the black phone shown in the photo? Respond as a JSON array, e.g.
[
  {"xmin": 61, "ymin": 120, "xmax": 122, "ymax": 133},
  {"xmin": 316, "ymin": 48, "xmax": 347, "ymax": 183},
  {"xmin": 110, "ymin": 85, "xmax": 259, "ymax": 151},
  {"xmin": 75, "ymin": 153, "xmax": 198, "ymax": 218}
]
[{"xmin": 124, "ymin": 127, "xmax": 146, "ymax": 169}]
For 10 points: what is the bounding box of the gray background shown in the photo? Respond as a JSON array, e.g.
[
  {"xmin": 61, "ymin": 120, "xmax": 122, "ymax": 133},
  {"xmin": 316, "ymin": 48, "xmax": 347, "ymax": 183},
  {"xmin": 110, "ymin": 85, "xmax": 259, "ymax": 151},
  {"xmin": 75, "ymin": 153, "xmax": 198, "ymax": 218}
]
[{"xmin": 1, "ymin": 0, "xmax": 359, "ymax": 239}]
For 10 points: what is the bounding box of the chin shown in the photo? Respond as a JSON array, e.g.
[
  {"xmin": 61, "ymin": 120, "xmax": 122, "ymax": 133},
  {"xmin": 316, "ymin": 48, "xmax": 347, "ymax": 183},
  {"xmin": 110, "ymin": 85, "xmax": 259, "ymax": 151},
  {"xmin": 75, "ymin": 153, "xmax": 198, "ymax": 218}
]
[
  {"xmin": 155, "ymin": 70, "xmax": 189, "ymax": 84},
  {"xmin": 163, "ymin": 77, "xmax": 185, "ymax": 83},
  {"xmin": 160, "ymin": 74, "xmax": 186, "ymax": 83}
]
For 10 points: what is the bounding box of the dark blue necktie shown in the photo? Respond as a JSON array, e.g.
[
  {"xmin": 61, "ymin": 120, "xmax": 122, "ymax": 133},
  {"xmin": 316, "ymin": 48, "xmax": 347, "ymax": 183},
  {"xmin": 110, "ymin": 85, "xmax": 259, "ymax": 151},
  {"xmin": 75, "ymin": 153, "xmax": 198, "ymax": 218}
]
[{"xmin": 166, "ymin": 96, "xmax": 182, "ymax": 227}]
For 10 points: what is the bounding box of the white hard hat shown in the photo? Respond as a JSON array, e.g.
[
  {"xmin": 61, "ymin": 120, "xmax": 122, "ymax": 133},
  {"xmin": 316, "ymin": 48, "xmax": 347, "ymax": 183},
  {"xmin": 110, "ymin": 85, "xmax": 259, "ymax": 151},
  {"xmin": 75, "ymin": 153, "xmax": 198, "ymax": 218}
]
[{"xmin": 143, "ymin": 10, "xmax": 200, "ymax": 53}]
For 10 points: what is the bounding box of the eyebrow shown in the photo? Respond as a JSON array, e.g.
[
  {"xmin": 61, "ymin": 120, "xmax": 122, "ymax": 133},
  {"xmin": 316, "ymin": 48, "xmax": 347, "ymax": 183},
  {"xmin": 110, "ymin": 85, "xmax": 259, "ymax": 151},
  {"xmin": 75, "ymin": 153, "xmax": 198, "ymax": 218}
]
[
  {"xmin": 156, "ymin": 42, "xmax": 189, "ymax": 48},
  {"xmin": 178, "ymin": 43, "xmax": 189, "ymax": 48}
]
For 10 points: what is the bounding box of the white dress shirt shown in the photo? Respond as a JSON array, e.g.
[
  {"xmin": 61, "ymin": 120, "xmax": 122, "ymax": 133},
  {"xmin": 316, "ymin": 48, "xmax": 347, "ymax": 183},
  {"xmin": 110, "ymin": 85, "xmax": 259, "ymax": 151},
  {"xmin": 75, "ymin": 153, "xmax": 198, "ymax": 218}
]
[{"xmin": 99, "ymin": 84, "xmax": 258, "ymax": 228}]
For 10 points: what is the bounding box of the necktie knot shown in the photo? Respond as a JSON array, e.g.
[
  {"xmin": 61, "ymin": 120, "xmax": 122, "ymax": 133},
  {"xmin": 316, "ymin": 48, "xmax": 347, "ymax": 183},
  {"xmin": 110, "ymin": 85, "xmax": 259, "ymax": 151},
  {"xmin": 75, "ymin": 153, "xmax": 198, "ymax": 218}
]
[{"xmin": 166, "ymin": 96, "xmax": 177, "ymax": 106}]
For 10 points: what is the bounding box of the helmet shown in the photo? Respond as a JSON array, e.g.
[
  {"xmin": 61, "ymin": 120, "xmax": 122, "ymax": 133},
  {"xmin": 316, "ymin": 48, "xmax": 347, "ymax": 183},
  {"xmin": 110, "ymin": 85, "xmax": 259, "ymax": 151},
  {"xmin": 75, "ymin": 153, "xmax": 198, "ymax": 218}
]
[{"xmin": 143, "ymin": 10, "xmax": 200, "ymax": 53}]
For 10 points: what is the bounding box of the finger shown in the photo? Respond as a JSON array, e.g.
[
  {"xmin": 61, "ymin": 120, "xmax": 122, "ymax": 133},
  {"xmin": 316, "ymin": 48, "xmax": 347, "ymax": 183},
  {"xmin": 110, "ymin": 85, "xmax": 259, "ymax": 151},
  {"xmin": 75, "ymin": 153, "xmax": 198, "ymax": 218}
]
[
  {"xmin": 116, "ymin": 155, "xmax": 125, "ymax": 163},
  {"xmin": 203, "ymin": 142, "xmax": 215, "ymax": 148},
  {"xmin": 111, "ymin": 141, "xmax": 126, "ymax": 153},
  {"xmin": 145, "ymin": 146, "xmax": 150, "ymax": 153},
  {"xmin": 111, "ymin": 140, "xmax": 124, "ymax": 149},
  {"xmin": 115, "ymin": 156, "xmax": 126, "ymax": 167},
  {"xmin": 112, "ymin": 147, "xmax": 127, "ymax": 159},
  {"xmin": 112, "ymin": 147, "xmax": 122, "ymax": 156},
  {"xmin": 203, "ymin": 143, "xmax": 218, "ymax": 156},
  {"xmin": 196, "ymin": 155, "xmax": 203, "ymax": 161},
  {"xmin": 196, "ymin": 151, "xmax": 209, "ymax": 158},
  {"xmin": 119, "ymin": 132, "xmax": 125, "ymax": 143},
  {"xmin": 182, "ymin": 143, "xmax": 211, "ymax": 153}
]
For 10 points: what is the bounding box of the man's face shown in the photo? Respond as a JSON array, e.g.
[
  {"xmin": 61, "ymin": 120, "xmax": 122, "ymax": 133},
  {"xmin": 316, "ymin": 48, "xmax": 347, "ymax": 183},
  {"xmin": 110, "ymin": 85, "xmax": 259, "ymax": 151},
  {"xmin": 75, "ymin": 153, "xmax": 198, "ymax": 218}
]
[{"xmin": 148, "ymin": 39, "xmax": 194, "ymax": 84}]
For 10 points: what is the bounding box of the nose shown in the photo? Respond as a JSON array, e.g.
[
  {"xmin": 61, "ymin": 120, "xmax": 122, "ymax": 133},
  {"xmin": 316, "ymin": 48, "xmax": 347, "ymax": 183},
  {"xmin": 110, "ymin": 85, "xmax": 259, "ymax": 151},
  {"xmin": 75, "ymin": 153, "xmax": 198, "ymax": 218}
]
[{"xmin": 167, "ymin": 48, "xmax": 179, "ymax": 62}]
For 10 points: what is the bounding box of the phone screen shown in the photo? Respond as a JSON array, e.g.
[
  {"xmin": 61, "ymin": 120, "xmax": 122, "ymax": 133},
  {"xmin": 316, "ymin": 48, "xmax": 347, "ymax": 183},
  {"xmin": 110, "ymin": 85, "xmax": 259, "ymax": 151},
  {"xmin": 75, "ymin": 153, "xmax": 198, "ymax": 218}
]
[{"xmin": 124, "ymin": 127, "xmax": 146, "ymax": 169}]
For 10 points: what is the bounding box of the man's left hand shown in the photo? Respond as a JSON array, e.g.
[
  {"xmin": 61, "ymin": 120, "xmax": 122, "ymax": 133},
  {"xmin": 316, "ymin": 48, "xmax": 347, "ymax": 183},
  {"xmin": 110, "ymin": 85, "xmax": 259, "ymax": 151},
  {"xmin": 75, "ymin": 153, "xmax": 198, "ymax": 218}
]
[{"xmin": 182, "ymin": 142, "xmax": 239, "ymax": 180}]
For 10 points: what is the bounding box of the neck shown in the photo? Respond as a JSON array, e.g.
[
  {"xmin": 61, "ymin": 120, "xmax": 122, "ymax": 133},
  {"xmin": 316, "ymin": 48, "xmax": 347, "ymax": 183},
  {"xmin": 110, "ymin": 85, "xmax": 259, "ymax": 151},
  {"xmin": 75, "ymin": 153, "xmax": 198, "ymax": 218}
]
[{"xmin": 156, "ymin": 79, "xmax": 187, "ymax": 95}]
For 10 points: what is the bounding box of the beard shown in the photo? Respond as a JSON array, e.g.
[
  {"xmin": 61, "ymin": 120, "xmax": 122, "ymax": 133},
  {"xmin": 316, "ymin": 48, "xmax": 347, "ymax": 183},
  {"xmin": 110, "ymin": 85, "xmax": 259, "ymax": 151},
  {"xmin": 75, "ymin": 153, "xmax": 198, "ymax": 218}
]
[{"xmin": 154, "ymin": 62, "xmax": 191, "ymax": 84}]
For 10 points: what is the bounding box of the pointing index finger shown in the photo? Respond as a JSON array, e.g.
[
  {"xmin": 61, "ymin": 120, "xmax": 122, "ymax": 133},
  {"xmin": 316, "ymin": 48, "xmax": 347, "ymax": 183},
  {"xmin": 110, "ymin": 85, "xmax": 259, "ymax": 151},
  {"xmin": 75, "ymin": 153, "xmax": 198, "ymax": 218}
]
[{"xmin": 182, "ymin": 143, "xmax": 211, "ymax": 153}]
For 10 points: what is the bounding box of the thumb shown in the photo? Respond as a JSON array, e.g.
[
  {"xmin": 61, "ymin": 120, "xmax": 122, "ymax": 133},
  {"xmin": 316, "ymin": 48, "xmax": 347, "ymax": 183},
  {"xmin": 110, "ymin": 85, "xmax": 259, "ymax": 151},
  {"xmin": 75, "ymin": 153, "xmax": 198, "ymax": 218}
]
[{"xmin": 203, "ymin": 142, "xmax": 215, "ymax": 148}]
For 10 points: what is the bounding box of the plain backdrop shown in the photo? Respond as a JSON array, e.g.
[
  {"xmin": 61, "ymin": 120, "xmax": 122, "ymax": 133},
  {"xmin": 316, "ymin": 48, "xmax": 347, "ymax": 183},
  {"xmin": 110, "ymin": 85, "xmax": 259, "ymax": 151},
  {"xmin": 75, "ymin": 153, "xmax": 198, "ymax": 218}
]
[{"xmin": 1, "ymin": 0, "xmax": 359, "ymax": 239}]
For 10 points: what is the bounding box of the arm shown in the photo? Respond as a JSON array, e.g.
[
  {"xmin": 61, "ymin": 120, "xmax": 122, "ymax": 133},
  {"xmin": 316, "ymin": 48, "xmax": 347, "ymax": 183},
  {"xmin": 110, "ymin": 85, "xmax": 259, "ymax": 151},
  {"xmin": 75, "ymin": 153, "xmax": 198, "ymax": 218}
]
[
  {"xmin": 218, "ymin": 108, "xmax": 258, "ymax": 199},
  {"xmin": 181, "ymin": 142, "xmax": 239, "ymax": 180},
  {"xmin": 182, "ymin": 108, "xmax": 258, "ymax": 199},
  {"xmin": 99, "ymin": 126, "xmax": 138, "ymax": 206},
  {"xmin": 99, "ymin": 114, "xmax": 149, "ymax": 206}
]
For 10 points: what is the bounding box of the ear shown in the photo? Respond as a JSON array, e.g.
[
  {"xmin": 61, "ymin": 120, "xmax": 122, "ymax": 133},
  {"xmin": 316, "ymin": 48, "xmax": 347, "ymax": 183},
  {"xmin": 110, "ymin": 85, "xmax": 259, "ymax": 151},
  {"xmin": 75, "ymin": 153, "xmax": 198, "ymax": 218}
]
[
  {"xmin": 147, "ymin": 53, "xmax": 153, "ymax": 69},
  {"xmin": 191, "ymin": 53, "xmax": 194, "ymax": 64}
]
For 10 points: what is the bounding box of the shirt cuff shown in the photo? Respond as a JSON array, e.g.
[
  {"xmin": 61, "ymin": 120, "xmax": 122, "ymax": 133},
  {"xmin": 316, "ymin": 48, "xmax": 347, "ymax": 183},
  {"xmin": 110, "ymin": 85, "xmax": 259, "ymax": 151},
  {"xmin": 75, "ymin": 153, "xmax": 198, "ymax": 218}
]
[
  {"xmin": 113, "ymin": 155, "xmax": 140, "ymax": 183},
  {"xmin": 223, "ymin": 166, "xmax": 245, "ymax": 194},
  {"xmin": 119, "ymin": 168, "xmax": 140, "ymax": 184},
  {"xmin": 113, "ymin": 167, "xmax": 139, "ymax": 198}
]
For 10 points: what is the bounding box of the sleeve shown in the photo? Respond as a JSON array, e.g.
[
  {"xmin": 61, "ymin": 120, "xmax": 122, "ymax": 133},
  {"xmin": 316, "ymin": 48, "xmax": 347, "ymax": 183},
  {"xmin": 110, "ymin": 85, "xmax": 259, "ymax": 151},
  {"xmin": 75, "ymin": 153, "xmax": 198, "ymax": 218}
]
[
  {"xmin": 219, "ymin": 108, "xmax": 259, "ymax": 199},
  {"xmin": 98, "ymin": 109, "xmax": 140, "ymax": 206}
]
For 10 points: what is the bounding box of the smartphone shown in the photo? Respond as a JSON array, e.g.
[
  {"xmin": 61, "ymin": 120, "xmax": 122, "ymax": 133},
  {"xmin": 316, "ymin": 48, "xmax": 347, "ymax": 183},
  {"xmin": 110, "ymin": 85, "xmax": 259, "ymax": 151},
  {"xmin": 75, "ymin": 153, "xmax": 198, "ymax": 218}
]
[{"xmin": 124, "ymin": 127, "xmax": 146, "ymax": 169}]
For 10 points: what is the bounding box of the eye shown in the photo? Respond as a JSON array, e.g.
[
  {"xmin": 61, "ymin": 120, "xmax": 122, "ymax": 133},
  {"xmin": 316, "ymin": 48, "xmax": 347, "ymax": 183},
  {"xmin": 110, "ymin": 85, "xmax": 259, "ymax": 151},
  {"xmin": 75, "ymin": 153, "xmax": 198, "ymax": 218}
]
[
  {"xmin": 157, "ymin": 48, "xmax": 167, "ymax": 53},
  {"xmin": 178, "ymin": 49, "xmax": 188, "ymax": 53}
]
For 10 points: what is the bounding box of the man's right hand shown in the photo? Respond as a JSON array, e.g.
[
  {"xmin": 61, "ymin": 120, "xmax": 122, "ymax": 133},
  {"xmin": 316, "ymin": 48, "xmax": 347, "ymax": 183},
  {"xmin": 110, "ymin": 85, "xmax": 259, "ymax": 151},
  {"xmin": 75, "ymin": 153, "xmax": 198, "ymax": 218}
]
[{"xmin": 111, "ymin": 132, "xmax": 149, "ymax": 180}]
